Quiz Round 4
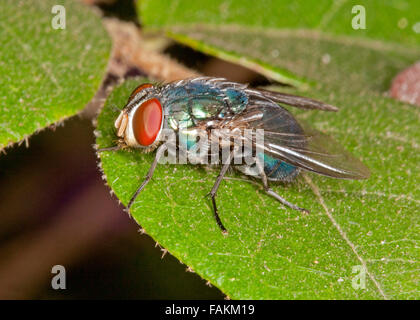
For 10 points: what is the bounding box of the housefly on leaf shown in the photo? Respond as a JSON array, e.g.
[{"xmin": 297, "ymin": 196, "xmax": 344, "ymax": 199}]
[{"xmin": 98, "ymin": 77, "xmax": 370, "ymax": 234}]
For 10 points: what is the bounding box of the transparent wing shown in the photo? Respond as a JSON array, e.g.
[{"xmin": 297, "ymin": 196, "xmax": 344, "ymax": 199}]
[
  {"xmin": 224, "ymin": 102, "xmax": 370, "ymax": 180},
  {"xmin": 246, "ymin": 88, "xmax": 339, "ymax": 112}
]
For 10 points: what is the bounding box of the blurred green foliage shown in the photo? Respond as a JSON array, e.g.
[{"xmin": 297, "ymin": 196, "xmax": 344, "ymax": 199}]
[{"xmin": 0, "ymin": 0, "xmax": 111, "ymax": 150}]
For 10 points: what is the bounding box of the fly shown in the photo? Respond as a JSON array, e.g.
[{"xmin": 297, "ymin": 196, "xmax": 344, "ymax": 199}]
[{"xmin": 98, "ymin": 77, "xmax": 370, "ymax": 234}]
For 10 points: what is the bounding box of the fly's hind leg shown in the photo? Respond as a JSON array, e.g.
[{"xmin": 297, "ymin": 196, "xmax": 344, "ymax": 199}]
[
  {"xmin": 127, "ymin": 144, "xmax": 166, "ymax": 210},
  {"xmin": 256, "ymin": 159, "xmax": 309, "ymax": 214},
  {"xmin": 207, "ymin": 150, "xmax": 234, "ymax": 234}
]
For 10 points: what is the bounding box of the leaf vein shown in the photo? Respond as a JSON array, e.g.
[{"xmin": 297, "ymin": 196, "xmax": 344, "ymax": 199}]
[{"xmin": 304, "ymin": 174, "xmax": 389, "ymax": 299}]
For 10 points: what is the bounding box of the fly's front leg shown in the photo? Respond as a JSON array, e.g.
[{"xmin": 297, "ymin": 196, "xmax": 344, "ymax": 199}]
[
  {"xmin": 97, "ymin": 138, "xmax": 127, "ymax": 153},
  {"xmin": 97, "ymin": 145, "xmax": 122, "ymax": 152},
  {"xmin": 208, "ymin": 149, "xmax": 234, "ymax": 234},
  {"xmin": 256, "ymin": 158, "xmax": 309, "ymax": 214},
  {"xmin": 127, "ymin": 144, "xmax": 167, "ymax": 210}
]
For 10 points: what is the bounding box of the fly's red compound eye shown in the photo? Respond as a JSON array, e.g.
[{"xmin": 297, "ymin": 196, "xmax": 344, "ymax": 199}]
[
  {"xmin": 129, "ymin": 83, "xmax": 154, "ymax": 102},
  {"xmin": 132, "ymin": 98, "xmax": 163, "ymax": 146}
]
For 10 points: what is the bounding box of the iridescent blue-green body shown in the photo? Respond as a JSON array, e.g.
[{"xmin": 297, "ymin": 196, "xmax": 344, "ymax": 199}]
[{"xmin": 158, "ymin": 78, "xmax": 302, "ymax": 182}]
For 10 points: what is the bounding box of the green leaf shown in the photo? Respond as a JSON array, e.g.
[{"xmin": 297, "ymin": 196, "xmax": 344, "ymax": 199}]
[
  {"xmin": 139, "ymin": 0, "xmax": 420, "ymax": 90},
  {"xmin": 96, "ymin": 79, "xmax": 420, "ymax": 299},
  {"xmin": 0, "ymin": 0, "xmax": 111, "ymax": 150},
  {"xmin": 97, "ymin": 0, "xmax": 420, "ymax": 299},
  {"xmin": 140, "ymin": 0, "xmax": 420, "ymax": 45}
]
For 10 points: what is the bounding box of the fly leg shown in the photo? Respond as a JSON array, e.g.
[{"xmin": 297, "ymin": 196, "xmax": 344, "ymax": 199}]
[
  {"xmin": 207, "ymin": 150, "xmax": 234, "ymax": 234},
  {"xmin": 97, "ymin": 145, "xmax": 122, "ymax": 152},
  {"xmin": 256, "ymin": 158, "xmax": 309, "ymax": 214},
  {"xmin": 127, "ymin": 144, "xmax": 166, "ymax": 210}
]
